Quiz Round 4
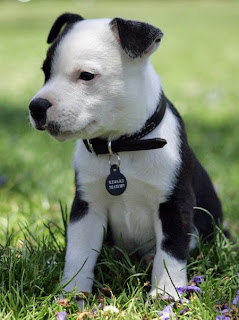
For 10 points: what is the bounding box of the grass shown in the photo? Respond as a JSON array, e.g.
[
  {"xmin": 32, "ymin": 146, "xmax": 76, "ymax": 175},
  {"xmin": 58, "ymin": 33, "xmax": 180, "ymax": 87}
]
[
  {"xmin": 0, "ymin": 0, "xmax": 239, "ymax": 319},
  {"xmin": 1, "ymin": 211, "xmax": 238, "ymax": 319}
]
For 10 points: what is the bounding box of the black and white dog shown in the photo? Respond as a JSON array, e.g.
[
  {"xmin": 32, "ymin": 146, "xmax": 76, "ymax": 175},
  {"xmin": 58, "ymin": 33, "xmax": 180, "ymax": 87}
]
[{"xmin": 29, "ymin": 13, "xmax": 223, "ymax": 299}]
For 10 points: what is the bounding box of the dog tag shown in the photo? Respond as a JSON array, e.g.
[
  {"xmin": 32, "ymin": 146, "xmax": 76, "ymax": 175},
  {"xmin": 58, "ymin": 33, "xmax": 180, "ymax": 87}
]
[{"xmin": 105, "ymin": 164, "xmax": 127, "ymax": 196}]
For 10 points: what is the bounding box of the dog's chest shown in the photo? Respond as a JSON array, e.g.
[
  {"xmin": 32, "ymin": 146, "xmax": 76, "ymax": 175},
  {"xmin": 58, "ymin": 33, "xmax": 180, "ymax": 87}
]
[
  {"xmin": 77, "ymin": 153, "xmax": 168, "ymax": 252},
  {"xmin": 75, "ymin": 153, "xmax": 179, "ymax": 252},
  {"xmin": 106, "ymin": 178, "xmax": 161, "ymax": 253},
  {"xmin": 74, "ymin": 108, "xmax": 181, "ymax": 253}
]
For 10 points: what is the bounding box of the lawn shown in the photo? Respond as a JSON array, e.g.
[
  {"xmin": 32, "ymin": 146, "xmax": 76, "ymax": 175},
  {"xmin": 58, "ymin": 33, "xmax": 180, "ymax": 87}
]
[{"xmin": 0, "ymin": 0, "xmax": 238, "ymax": 319}]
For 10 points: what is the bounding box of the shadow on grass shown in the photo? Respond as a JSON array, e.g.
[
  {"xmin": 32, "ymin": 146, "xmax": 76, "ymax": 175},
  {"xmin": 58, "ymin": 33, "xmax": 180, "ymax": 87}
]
[
  {"xmin": 0, "ymin": 100, "xmax": 74, "ymax": 199},
  {"xmin": 0, "ymin": 100, "xmax": 30, "ymax": 136},
  {"xmin": 184, "ymin": 113, "xmax": 239, "ymax": 165}
]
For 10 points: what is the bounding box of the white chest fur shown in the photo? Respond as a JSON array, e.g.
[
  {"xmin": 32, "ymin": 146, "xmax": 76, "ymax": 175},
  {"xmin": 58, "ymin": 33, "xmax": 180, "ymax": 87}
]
[{"xmin": 74, "ymin": 106, "xmax": 181, "ymax": 255}]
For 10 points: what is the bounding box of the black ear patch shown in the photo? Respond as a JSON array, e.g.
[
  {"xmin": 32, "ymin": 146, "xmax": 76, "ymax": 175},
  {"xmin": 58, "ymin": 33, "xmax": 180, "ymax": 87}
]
[
  {"xmin": 42, "ymin": 13, "xmax": 84, "ymax": 83},
  {"xmin": 47, "ymin": 12, "xmax": 84, "ymax": 44},
  {"xmin": 110, "ymin": 18, "xmax": 163, "ymax": 59}
]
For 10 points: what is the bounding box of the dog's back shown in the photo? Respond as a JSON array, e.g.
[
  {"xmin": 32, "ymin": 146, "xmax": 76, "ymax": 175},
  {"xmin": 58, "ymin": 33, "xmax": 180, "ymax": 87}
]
[{"xmin": 166, "ymin": 98, "xmax": 223, "ymax": 243}]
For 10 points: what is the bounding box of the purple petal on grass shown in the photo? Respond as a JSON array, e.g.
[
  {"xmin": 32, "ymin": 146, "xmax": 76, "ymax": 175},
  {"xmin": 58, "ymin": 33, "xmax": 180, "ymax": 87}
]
[
  {"xmin": 192, "ymin": 275, "xmax": 205, "ymax": 284},
  {"xmin": 177, "ymin": 286, "xmax": 187, "ymax": 295},
  {"xmin": 92, "ymin": 308, "xmax": 97, "ymax": 315},
  {"xmin": 215, "ymin": 316, "xmax": 231, "ymax": 320},
  {"xmin": 221, "ymin": 307, "xmax": 229, "ymax": 314},
  {"xmin": 179, "ymin": 298, "xmax": 190, "ymax": 304},
  {"xmin": 179, "ymin": 308, "xmax": 187, "ymax": 315},
  {"xmin": 158, "ymin": 303, "xmax": 175, "ymax": 320},
  {"xmin": 214, "ymin": 305, "xmax": 230, "ymax": 313},
  {"xmin": 177, "ymin": 286, "xmax": 203, "ymax": 295},
  {"xmin": 232, "ymin": 289, "xmax": 239, "ymax": 306},
  {"xmin": 56, "ymin": 311, "xmax": 67, "ymax": 320},
  {"xmin": 232, "ymin": 294, "xmax": 239, "ymax": 306},
  {"xmin": 97, "ymin": 302, "xmax": 104, "ymax": 309}
]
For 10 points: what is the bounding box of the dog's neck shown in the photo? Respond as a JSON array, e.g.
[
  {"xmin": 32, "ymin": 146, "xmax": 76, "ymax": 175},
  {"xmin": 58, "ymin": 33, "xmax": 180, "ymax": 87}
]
[
  {"xmin": 143, "ymin": 62, "xmax": 163, "ymax": 122},
  {"xmin": 105, "ymin": 61, "xmax": 163, "ymax": 141}
]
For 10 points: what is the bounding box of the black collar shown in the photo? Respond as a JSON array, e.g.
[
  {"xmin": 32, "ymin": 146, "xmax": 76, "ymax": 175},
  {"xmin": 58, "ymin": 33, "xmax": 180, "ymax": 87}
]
[{"xmin": 83, "ymin": 92, "xmax": 167, "ymax": 155}]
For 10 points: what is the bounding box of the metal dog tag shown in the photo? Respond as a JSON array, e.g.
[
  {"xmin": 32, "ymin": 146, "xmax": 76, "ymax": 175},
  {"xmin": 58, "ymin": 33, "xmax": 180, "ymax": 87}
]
[{"xmin": 105, "ymin": 164, "xmax": 127, "ymax": 196}]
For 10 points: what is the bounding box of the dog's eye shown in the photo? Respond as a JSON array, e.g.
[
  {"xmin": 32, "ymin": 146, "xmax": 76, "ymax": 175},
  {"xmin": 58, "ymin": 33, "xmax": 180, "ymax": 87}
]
[{"xmin": 79, "ymin": 72, "xmax": 95, "ymax": 81}]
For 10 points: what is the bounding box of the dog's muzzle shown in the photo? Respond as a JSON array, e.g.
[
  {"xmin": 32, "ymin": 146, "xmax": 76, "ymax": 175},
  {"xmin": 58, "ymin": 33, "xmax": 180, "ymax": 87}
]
[{"xmin": 29, "ymin": 98, "xmax": 52, "ymax": 130}]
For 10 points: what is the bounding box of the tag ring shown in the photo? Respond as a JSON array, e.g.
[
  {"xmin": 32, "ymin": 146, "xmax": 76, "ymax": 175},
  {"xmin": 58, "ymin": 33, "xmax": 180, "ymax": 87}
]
[
  {"xmin": 109, "ymin": 153, "xmax": 121, "ymax": 167},
  {"xmin": 108, "ymin": 141, "xmax": 120, "ymax": 167}
]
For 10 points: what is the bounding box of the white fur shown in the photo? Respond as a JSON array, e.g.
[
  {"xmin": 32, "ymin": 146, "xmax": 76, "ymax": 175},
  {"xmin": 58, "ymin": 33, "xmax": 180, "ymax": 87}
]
[
  {"xmin": 149, "ymin": 219, "xmax": 187, "ymax": 299},
  {"xmin": 31, "ymin": 19, "xmax": 161, "ymax": 141},
  {"xmin": 62, "ymin": 211, "xmax": 107, "ymax": 293},
  {"xmin": 30, "ymin": 18, "xmax": 188, "ymax": 298}
]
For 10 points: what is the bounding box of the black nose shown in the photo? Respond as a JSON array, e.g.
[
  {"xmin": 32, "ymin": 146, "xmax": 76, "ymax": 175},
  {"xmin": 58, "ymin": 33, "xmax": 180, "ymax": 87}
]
[{"xmin": 29, "ymin": 98, "xmax": 52, "ymax": 125}]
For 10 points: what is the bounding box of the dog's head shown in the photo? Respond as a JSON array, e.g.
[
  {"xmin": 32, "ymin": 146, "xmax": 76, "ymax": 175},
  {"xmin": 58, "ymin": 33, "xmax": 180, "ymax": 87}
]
[{"xmin": 29, "ymin": 13, "xmax": 163, "ymax": 141}]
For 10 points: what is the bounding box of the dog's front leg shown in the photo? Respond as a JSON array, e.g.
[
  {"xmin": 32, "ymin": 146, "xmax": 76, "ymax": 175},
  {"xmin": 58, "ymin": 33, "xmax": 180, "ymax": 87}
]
[
  {"xmin": 61, "ymin": 205, "xmax": 106, "ymax": 295},
  {"xmin": 149, "ymin": 199, "xmax": 193, "ymax": 300}
]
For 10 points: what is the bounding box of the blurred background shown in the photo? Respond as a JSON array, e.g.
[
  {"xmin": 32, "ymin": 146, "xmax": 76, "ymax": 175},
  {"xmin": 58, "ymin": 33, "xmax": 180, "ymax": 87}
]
[{"xmin": 0, "ymin": 0, "xmax": 238, "ymax": 239}]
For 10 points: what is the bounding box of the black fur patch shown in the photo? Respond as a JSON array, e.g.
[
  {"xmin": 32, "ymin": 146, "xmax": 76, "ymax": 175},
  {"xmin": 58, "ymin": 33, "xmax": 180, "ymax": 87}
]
[
  {"xmin": 159, "ymin": 98, "xmax": 223, "ymax": 260},
  {"xmin": 42, "ymin": 40, "xmax": 59, "ymax": 83},
  {"xmin": 42, "ymin": 13, "xmax": 84, "ymax": 83},
  {"xmin": 70, "ymin": 189, "xmax": 88, "ymax": 222},
  {"xmin": 70, "ymin": 172, "xmax": 88, "ymax": 222},
  {"xmin": 191, "ymin": 155, "xmax": 223, "ymax": 240},
  {"xmin": 110, "ymin": 18, "xmax": 163, "ymax": 59},
  {"xmin": 159, "ymin": 99, "xmax": 195, "ymax": 261},
  {"xmin": 47, "ymin": 13, "xmax": 84, "ymax": 44}
]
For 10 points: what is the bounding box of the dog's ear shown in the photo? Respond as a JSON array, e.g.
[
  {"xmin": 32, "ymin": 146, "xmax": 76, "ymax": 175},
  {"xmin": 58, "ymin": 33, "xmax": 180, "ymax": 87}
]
[
  {"xmin": 47, "ymin": 13, "xmax": 84, "ymax": 44},
  {"xmin": 110, "ymin": 18, "xmax": 164, "ymax": 59}
]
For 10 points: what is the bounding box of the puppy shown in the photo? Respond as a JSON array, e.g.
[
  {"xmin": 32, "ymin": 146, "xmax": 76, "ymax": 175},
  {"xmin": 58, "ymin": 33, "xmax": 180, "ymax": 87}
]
[{"xmin": 29, "ymin": 13, "xmax": 223, "ymax": 299}]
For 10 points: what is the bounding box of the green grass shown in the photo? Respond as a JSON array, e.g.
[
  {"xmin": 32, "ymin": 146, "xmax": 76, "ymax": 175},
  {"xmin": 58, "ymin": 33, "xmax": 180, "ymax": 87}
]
[
  {"xmin": 1, "ymin": 211, "xmax": 239, "ymax": 319},
  {"xmin": 0, "ymin": 0, "xmax": 239, "ymax": 319}
]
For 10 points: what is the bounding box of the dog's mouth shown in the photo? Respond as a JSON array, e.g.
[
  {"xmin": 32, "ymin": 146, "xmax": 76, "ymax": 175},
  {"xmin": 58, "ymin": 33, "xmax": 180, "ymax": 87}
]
[
  {"xmin": 40, "ymin": 120, "xmax": 98, "ymax": 141},
  {"xmin": 35, "ymin": 125, "xmax": 46, "ymax": 131},
  {"xmin": 46, "ymin": 121, "xmax": 61, "ymax": 136},
  {"xmin": 34, "ymin": 121, "xmax": 60, "ymax": 134}
]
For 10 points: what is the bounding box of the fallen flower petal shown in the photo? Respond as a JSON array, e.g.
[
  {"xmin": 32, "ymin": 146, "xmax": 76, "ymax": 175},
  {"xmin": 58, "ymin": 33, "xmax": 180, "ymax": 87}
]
[
  {"xmin": 91, "ymin": 308, "xmax": 97, "ymax": 315},
  {"xmin": 215, "ymin": 315, "xmax": 231, "ymax": 320},
  {"xmin": 179, "ymin": 307, "xmax": 187, "ymax": 315},
  {"xmin": 158, "ymin": 315, "xmax": 170, "ymax": 320},
  {"xmin": 178, "ymin": 298, "xmax": 190, "ymax": 305},
  {"xmin": 177, "ymin": 286, "xmax": 203, "ymax": 296},
  {"xmin": 232, "ymin": 290, "xmax": 239, "ymax": 306},
  {"xmin": 192, "ymin": 275, "xmax": 205, "ymax": 284},
  {"xmin": 221, "ymin": 307, "xmax": 229, "ymax": 314},
  {"xmin": 103, "ymin": 305, "xmax": 119, "ymax": 313},
  {"xmin": 56, "ymin": 311, "xmax": 67, "ymax": 320},
  {"xmin": 177, "ymin": 287, "xmax": 187, "ymax": 296},
  {"xmin": 158, "ymin": 303, "xmax": 175, "ymax": 320},
  {"xmin": 97, "ymin": 302, "xmax": 104, "ymax": 310}
]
